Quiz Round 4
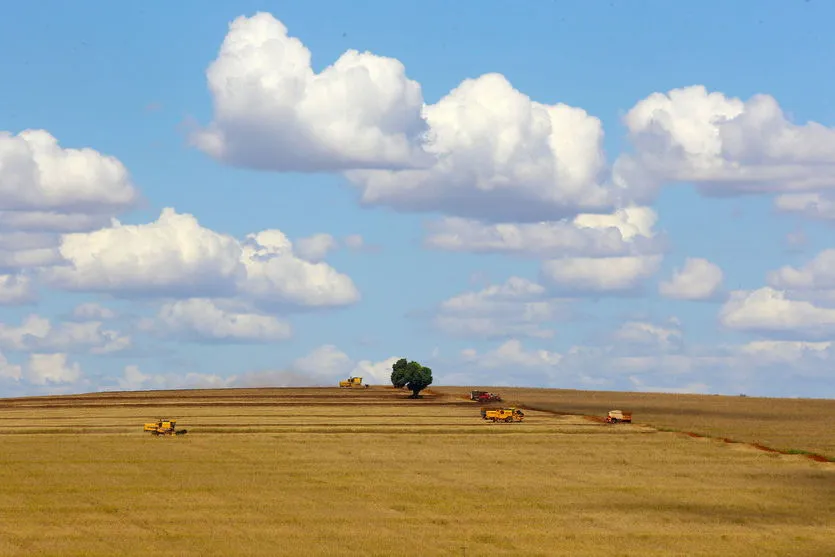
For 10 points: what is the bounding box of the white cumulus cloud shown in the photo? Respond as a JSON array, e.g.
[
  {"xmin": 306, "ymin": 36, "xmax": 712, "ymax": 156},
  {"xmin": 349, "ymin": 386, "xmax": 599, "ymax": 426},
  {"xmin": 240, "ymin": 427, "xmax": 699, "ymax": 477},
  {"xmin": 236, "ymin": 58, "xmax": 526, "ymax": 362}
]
[
  {"xmin": 48, "ymin": 208, "xmax": 243, "ymax": 297},
  {"xmin": 350, "ymin": 356, "xmax": 401, "ymax": 384},
  {"xmin": 618, "ymin": 85, "xmax": 835, "ymax": 198},
  {"xmin": 71, "ymin": 302, "xmax": 117, "ymax": 321},
  {"xmin": 659, "ymin": 257, "xmax": 724, "ymax": 301},
  {"xmin": 239, "ymin": 229, "xmax": 359, "ymax": 308},
  {"xmin": 774, "ymin": 193, "xmax": 835, "ymax": 222},
  {"xmin": 192, "ymin": 12, "xmax": 429, "ymax": 172},
  {"xmin": 0, "ymin": 211, "xmax": 113, "ymax": 233},
  {"xmin": 613, "ymin": 321, "xmax": 683, "ymax": 351},
  {"xmin": 767, "ymin": 249, "xmax": 835, "ymax": 292},
  {"xmin": 25, "ymin": 353, "xmax": 82, "ymax": 385},
  {"xmin": 434, "ymin": 277, "xmax": 569, "ymax": 339},
  {"xmin": 540, "ymin": 255, "xmax": 662, "ymax": 294},
  {"xmin": 148, "ymin": 298, "xmax": 292, "ymax": 343},
  {"xmin": 294, "ymin": 233, "xmax": 338, "ymax": 262},
  {"xmin": 45, "ymin": 208, "xmax": 359, "ymax": 309},
  {"xmin": 443, "ymin": 315, "xmax": 835, "ymax": 395},
  {"xmin": 195, "ymin": 18, "xmax": 835, "ymax": 225},
  {"xmin": 0, "ymin": 231, "xmax": 63, "ymax": 271},
  {"xmin": 0, "ymin": 352, "xmax": 22, "ymax": 381},
  {"xmin": 347, "ymin": 72, "xmax": 617, "ymax": 222},
  {"xmin": 424, "ymin": 206, "xmax": 661, "ymax": 257},
  {"xmin": 719, "ymin": 287, "xmax": 835, "ymax": 339},
  {"xmin": 116, "ymin": 364, "xmax": 153, "ymax": 391},
  {"xmin": 0, "ymin": 134, "xmax": 130, "ymax": 276},
  {"xmin": 194, "ymin": 13, "xmax": 628, "ymax": 223},
  {"xmin": 0, "ymin": 314, "xmax": 131, "ymax": 354},
  {"xmin": 459, "ymin": 339, "xmax": 563, "ymax": 386},
  {"xmin": 738, "ymin": 340, "xmax": 832, "ymax": 363},
  {"xmin": 0, "ymin": 130, "xmax": 138, "ymax": 214}
]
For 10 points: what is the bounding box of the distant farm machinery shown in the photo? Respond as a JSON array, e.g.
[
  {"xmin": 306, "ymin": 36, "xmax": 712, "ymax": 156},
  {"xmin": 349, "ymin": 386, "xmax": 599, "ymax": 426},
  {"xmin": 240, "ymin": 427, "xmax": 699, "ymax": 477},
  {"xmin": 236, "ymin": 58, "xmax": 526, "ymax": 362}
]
[
  {"xmin": 470, "ymin": 390, "xmax": 502, "ymax": 403},
  {"xmin": 605, "ymin": 410, "xmax": 632, "ymax": 424},
  {"xmin": 144, "ymin": 418, "xmax": 188, "ymax": 436},
  {"xmin": 339, "ymin": 376, "xmax": 369, "ymax": 389},
  {"xmin": 481, "ymin": 407, "xmax": 525, "ymax": 423}
]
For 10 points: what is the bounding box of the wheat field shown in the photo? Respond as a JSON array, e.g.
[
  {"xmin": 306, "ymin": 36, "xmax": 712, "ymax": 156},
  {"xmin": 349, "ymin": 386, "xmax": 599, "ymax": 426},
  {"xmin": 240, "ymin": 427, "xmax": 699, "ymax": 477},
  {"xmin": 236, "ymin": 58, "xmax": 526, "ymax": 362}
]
[
  {"xmin": 0, "ymin": 387, "xmax": 833, "ymax": 556},
  {"xmin": 436, "ymin": 386, "xmax": 835, "ymax": 459}
]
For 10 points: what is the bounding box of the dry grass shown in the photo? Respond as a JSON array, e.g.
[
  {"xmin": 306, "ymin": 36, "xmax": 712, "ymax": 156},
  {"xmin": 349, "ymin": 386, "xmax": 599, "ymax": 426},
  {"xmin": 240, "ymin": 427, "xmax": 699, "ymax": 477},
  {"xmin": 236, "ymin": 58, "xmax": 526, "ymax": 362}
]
[
  {"xmin": 437, "ymin": 387, "xmax": 835, "ymax": 460},
  {"xmin": 0, "ymin": 387, "xmax": 833, "ymax": 556}
]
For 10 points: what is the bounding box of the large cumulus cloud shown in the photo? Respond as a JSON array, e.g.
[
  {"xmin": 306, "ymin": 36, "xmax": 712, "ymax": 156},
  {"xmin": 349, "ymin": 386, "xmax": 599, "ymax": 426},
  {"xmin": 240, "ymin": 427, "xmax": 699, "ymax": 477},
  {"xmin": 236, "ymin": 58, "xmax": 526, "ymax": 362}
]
[
  {"xmin": 616, "ymin": 85, "xmax": 835, "ymax": 199},
  {"xmin": 193, "ymin": 13, "xmax": 625, "ymax": 223},
  {"xmin": 44, "ymin": 208, "xmax": 360, "ymax": 309},
  {"xmin": 346, "ymin": 73, "xmax": 618, "ymax": 222},
  {"xmin": 0, "ymin": 129, "xmax": 141, "ymax": 299},
  {"xmin": 194, "ymin": 15, "xmax": 835, "ymax": 226},
  {"xmin": 0, "ymin": 130, "xmax": 138, "ymax": 214},
  {"xmin": 191, "ymin": 13, "xmax": 429, "ymax": 172}
]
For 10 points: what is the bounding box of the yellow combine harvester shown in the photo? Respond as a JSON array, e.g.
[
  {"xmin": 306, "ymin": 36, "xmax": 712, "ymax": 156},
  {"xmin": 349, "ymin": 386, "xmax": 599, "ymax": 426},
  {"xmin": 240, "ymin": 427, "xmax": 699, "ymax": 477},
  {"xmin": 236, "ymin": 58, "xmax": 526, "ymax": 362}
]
[
  {"xmin": 143, "ymin": 418, "xmax": 188, "ymax": 436},
  {"xmin": 338, "ymin": 376, "xmax": 368, "ymax": 388},
  {"xmin": 481, "ymin": 407, "xmax": 525, "ymax": 423}
]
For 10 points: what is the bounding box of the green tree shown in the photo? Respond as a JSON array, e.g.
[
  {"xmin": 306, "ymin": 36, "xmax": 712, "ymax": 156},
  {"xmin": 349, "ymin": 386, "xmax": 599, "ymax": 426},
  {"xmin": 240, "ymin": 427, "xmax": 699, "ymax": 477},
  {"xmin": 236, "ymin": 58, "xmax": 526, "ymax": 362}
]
[
  {"xmin": 390, "ymin": 358, "xmax": 409, "ymax": 389},
  {"xmin": 390, "ymin": 358, "xmax": 433, "ymax": 398}
]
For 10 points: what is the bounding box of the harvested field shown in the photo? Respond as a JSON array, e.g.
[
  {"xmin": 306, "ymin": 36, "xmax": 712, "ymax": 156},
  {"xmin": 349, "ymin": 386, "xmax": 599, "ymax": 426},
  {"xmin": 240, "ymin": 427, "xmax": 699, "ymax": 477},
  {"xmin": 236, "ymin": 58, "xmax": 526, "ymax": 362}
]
[
  {"xmin": 437, "ymin": 387, "xmax": 835, "ymax": 460},
  {"xmin": 0, "ymin": 387, "xmax": 833, "ymax": 556}
]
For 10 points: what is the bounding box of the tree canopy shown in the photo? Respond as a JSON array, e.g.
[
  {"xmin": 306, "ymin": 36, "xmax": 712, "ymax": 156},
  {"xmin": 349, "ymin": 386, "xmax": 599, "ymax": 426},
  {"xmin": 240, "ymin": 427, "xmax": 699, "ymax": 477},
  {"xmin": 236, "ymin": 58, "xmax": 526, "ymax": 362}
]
[{"xmin": 390, "ymin": 358, "xmax": 433, "ymax": 398}]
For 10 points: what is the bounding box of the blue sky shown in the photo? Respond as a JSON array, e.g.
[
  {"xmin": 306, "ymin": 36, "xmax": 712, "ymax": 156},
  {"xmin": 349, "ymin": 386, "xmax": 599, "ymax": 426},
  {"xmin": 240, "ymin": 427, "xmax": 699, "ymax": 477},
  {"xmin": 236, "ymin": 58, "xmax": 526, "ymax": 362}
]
[{"xmin": 1, "ymin": 1, "xmax": 834, "ymax": 397}]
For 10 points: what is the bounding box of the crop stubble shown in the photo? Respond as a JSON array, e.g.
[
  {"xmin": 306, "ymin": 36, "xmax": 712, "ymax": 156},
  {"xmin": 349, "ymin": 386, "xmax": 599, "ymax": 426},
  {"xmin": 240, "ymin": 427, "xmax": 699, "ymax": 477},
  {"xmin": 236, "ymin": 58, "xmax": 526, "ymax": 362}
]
[
  {"xmin": 0, "ymin": 387, "xmax": 833, "ymax": 556},
  {"xmin": 435, "ymin": 386, "xmax": 835, "ymax": 460}
]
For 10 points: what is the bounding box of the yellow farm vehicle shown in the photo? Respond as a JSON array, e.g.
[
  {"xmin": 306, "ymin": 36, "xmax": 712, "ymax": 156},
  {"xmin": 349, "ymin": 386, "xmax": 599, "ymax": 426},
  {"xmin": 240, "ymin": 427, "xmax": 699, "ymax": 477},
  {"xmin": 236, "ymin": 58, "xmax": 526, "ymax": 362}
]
[
  {"xmin": 144, "ymin": 418, "xmax": 188, "ymax": 436},
  {"xmin": 481, "ymin": 407, "xmax": 525, "ymax": 423},
  {"xmin": 339, "ymin": 376, "xmax": 369, "ymax": 388}
]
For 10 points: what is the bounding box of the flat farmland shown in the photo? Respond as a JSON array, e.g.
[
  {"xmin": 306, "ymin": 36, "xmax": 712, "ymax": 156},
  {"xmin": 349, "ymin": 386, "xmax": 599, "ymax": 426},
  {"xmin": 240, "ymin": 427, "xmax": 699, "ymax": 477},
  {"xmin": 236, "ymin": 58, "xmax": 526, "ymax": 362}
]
[
  {"xmin": 437, "ymin": 387, "xmax": 835, "ymax": 459},
  {"xmin": 0, "ymin": 387, "xmax": 833, "ymax": 556}
]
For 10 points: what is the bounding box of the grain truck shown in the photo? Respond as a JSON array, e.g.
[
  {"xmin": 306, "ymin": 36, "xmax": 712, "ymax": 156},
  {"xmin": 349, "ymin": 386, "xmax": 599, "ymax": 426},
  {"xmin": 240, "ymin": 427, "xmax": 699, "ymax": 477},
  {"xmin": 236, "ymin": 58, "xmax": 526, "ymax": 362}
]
[{"xmin": 605, "ymin": 410, "xmax": 632, "ymax": 424}]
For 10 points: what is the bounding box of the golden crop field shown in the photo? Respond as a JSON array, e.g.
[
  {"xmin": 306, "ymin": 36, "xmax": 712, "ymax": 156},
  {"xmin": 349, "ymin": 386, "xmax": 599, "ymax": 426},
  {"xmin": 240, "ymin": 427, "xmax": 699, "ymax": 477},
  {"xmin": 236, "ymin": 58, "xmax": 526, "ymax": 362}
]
[
  {"xmin": 0, "ymin": 387, "xmax": 833, "ymax": 556},
  {"xmin": 437, "ymin": 387, "xmax": 835, "ymax": 460}
]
